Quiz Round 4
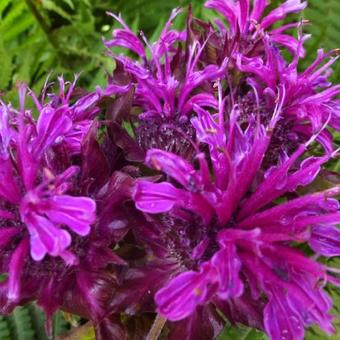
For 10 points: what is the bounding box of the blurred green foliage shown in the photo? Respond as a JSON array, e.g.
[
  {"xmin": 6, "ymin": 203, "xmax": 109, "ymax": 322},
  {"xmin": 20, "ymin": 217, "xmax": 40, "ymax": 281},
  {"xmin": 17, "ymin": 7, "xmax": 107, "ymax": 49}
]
[
  {"xmin": 0, "ymin": 0, "xmax": 200, "ymax": 102},
  {"xmin": 0, "ymin": 304, "xmax": 70, "ymax": 340},
  {"xmin": 0, "ymin": 0, "xmax": 339, "ymax": 96}
]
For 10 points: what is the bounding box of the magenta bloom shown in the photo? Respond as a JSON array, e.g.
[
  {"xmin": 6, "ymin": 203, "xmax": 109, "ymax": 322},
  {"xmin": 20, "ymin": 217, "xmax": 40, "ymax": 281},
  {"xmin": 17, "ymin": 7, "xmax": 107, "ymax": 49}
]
[
  {"xmin": 236, "ymin": 42, "xmax": 340, "ymax": 153},
  {"xmin": 105, "ymin": 9, "xmax": 225, "ymax": 118},
  {"xmin": 0, "ymin": 84, "xmax": 96, "ymax": 300},
  {"xmin": 19, "ymin": 168, "xmax": 96, "ymax": 262},
  {"xmin": 29, "ymin": 76, "xmax": 130, "ymax": 155},
  {"xmin": 105, "ymin": 9, "xmax": 229, "ymax": 156},
  {"xmin": 205, "ymin": 0, "xmax": 308, "ymax": 57},
  {"xmin": 133, "ymin": 92, "xmax": 340, "ymax": 339},
  {"xmin": 0, "ymin": 83, "xmax": 128, "ymax": 336}
]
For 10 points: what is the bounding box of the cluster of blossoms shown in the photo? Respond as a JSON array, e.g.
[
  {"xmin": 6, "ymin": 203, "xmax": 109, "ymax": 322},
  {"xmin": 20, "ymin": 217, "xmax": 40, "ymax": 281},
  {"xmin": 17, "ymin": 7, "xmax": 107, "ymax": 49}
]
[{"xmin": 1, "ymin": 1, "xmax": 340, "ymax": 339}]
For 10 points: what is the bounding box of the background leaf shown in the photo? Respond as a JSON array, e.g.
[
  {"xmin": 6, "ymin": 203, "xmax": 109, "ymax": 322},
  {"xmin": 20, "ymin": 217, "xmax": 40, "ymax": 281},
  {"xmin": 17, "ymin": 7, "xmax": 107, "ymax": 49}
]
[{"xmin": 0, "ymin": 304, "xmax": 71, "ymax": 340}]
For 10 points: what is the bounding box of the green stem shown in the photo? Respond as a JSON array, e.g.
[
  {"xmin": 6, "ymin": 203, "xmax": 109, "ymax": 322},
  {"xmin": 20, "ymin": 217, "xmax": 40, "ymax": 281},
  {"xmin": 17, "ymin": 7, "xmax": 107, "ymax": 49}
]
[
  {"xmin": 24, "ymin": 0, "xmax": 59, "ymax": 50},
  {"xmin": 146, "ymin": 314, "xmax": 167, "ymax": 340}
]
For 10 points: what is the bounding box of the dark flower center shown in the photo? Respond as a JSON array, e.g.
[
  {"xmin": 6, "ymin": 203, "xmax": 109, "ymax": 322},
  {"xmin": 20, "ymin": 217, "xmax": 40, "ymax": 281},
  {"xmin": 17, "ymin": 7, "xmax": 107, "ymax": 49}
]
[
  {"xmin": 24, "ymin": 233, "xmax": 90, "ymax": 279},
  {"xmin": 136, "ymin": 115, "xmax": 196, "ymax": 159},
  {"xmin": 160, "ymin": 214, "xmax": 220, "ymax": 270},
  {"xmin": 238, "ymin": 93, "xmax": 304, "ymax": 166}
]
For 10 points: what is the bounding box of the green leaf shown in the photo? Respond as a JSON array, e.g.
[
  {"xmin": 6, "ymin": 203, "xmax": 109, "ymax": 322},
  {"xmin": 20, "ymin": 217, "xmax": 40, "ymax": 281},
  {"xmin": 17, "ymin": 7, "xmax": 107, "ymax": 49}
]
[
  {"xmin": 0, "ymin": 316, "xmax": 11, "ymax": 340},
  {"xmin": 41, "ymin": 0, "xmax": 72, "ymax": 21},
  {"xmin": 0, "ymin": 1, "xmax": 26, "ymax": 33},
  {"xmin": 53, "ymin": 311, "xmax": 71, "ymax": 338},
  {"xmin": 218, "ymin": 325, "xmax": 268, "ymax": 340},
  {"xmin": 0, "ymin": 38, "xmax": 12, "ymax": 90},
  {"xmin": 2, "ymin": 14, "xmax": 35, "ymax": 41},
  {"xmin": 0, "ymin": 0, "xmax": 10, "ymax": 17},
  {"xmin": 0, "ymin": 304, "xmax": 71, "ymax": 340},
  {"xmin": 303, "ymin": 0, "xmax": 340, "ymax": 83},
  {"xmin": 62, "ymin": 0, "xmax": 75, "ymax": 10}
]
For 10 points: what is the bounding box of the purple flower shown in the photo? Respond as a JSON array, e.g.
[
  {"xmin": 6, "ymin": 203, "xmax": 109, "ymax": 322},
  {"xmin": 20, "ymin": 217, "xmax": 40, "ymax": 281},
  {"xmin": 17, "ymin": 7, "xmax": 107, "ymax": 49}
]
[
  {"xmin": 189, "ymin": 1, "xmax": 336, "ymax": 161},
  {"xmin": 205, "ymin": 0, "xmax": 308, "ymax": 57},
  {"xmin": 133, "ymin": 91, "xmax": 340, "ymax": 339},
  {"xmin": 0, "ymin": 83, "xmax": 107, "ymax": 325},
  {"xmin": 29, "ymin": 76, "xmax": 130, "ymax": 155},
  {"xmin": 19, "ymin": 167, "xmax": 96, "ymax": 261},
  {"xmin": 236, "ymin": 43, "xmax": 340, "ymax": 154},
  {"xmin": 0, "ymin": 81, "xmax": 136, "ymax": 338},
  {"xmin": 105, "ymin": 9, "xmax": 227, "ymax": 155}
]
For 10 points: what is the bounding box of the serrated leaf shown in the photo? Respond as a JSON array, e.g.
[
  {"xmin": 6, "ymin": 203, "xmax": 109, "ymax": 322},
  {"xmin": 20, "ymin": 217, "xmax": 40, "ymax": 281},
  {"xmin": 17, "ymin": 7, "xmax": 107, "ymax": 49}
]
[
  {"xmin": 0, "ymin": 304, "xmax": 71, "ymax": 340},
  {"xmin": 41, "ymin": 0, "xmax": 72, "ymax": 21},
  {"xmin": 0, "ymin": 1, "xmax": 26, "ymax": 33},
  {"xmin": 2, "ymin": 14, "xmax": 35, "ymax": 41},
  {"xmin": 9, "ymin": 306, "xmax": 36, "ymax": 340}
]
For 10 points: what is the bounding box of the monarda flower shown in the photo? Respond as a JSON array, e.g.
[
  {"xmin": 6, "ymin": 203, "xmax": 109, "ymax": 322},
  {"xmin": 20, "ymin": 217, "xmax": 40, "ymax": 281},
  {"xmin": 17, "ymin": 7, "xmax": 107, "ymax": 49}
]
[
  {"xmin": 204, "ymin": 0, "xmax": 308, "ymax": 61},
  {"xmin": 105, "ymin": 9, "xmax": 227, "ymax": 156},
  {"xmin": 237, "ymin": 43, "xmax": 340, "ymax": 155},
  {"xmin": 133, "ymin": 89, "xmax": 340, "ymax": 339},
  {"xmin": 176, "ymin": 0, "xmax": 336, "ymax": 164},
  {"xmin": 0, "ymin": 84, "xmax": 94, "ymax": 302},
  {"xmin": 28, "ymin": 75, "xmax": 130, "ymax": 156},
  {"xmin": 0, "ymin": 83, "xmax": 127, "ymax": 335},
  {"xmin": 197, "ymin": 19, "xmax": 339, "ymax": 164}
]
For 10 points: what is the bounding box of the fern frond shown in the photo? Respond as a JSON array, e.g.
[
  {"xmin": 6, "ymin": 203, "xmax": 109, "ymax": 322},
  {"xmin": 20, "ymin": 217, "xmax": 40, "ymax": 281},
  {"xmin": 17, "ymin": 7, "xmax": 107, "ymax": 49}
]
[{"xmin": 0, "ymin": 38, "xmax": 12, "ymax": 90}]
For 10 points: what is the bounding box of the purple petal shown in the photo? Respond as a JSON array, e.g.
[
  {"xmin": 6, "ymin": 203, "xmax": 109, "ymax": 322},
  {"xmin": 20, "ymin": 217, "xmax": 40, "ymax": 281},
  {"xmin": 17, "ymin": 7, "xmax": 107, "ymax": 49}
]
[
  {"xmin": 145, "ymin": 149, "xmax": 202, "ymax": 191},
  {"xmin": 106, "ymin": 29, "xmax": 145, "ymax": 56},
  {"xmin": 0, "ymin": 157, "xmax": 21, "ymax": 204},
  {"xmin": 238, "ymin": 188, "xmax": 340, "ymax": 229},
  {"xmin": 205, "ymin": 0, "xmax": 238, "ymax": 33},
  {"xmin": 46, "ymin": 195, "xmax": 96, "ymax": 236},
  {"xmin": 236, "ymin": 54, "xmax": 277, "ymax": 88},
  {"xmin": 115, "ymin": 56, "xmax": 149, "ymax": 79},
  {"xmin": 264, "ymin": 287, "xmax": 304, "ymax": 340},
  {"xmin": 155, "ymin": 264, "xmax": 212, "ymax": 321},
  {"xmin": 238, "ymin": 145, "xmax": 327, "ymax": 219},
  {"xmin": 191, "ymin": 107, "xmax": 225, "ymax": 150},
  {"xmin": 134, "ymin": 180, "xmax": 213, "ymax": 222},
  {"xmin": 72, "ymin": 92, "xmax": 100, "ymax": 117},
  {"xmin": 271, "ymin": 34, "xmax": 306, "ymax": 58},
  {"xmin": 134, "ymin": 181, "xmax": 187, "ymax": 213},
  {"xmin": 16, "ymin": 126, "xmax": 39, "ymax": 190},
  {"xmin": 182, "ymin": 93, "xmax": 218, "ymax": 115},
  {"xmin": 261, "ymin": 0, "xmax": 307, "ymax": 29},
  {"xmin": 64, "ymin": 120, "xmax": 92, "ymax": 155},
  {"xmin": 211, "ymin": 243, "xmax": 244, "ymax": 299},
  {"xmin": 310, "ymin": 225, "xmax": 340, "ymax": 257},
  {"xmin": 178, "ymin": 59, "xmax": 228, "ymax": 110},
  {"xmin": 0, "ymin": 104, "xmax": 13, "ymax": 157},
  {"xmin": 251, "ymin": 0, "xmax": 268, "ymax": 21},
  {"xmin": 288, "ymin": 272, "xmax": 335, "ymax": 334},
  {"xmin": 33, "ymin": 106, "xmax": 72, "ymax": 156},
  {"xmin": 0, "ymin": 228, "xmax": 19, "ymax": 249},
  {"xmin": 25, "ymin": 214, "xmax": 72, "ymax": 261},
  {"xmin": 105, "ymin": 12, "xmax": 145, "ymax": 57},
  {"xmin": 7, "ymin": 238, "xmax": 29, "ymax": 301},
  {"xmin": 238, "ymin": 0, "xmax": 250, "ymax": 33}
]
